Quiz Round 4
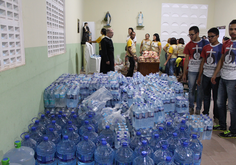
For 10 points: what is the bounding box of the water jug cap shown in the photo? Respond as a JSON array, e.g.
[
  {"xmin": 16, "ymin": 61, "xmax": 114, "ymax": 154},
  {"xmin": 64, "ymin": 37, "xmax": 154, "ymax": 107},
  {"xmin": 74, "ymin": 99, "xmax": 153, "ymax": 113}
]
[
  {"xmin": 136, "ymin": 132, "xmax": 141, "ymax": 136},
  {"xmin": 159, "ymin": 127, "xmax": 163, "ymax": 131},
  {"xmin": 142, "ymin": 140, "xmax": 147, "ymax": 145},
  {"xmin": 35, "ymin": 120, "xmax": 39, "ymax": 124},
  {"xmin": 52, "ymin": 120, "xmax": 56, "ymax": 124},
  {"xmin": 1, "ymin": 158, "xmax": 10, "ymax": 164},
  {"xmin": 181, "ymin": 120, "xmax": 186, "ymax": 124},
  {"xmin": 122, "ymin": 142, "xmax": 128, "ymax": 146},
  {"xmin": 154, "ymin": 134, "xmax": 159, "ymax": 138},
  {"xmin": 58, "ymin": 115, "xmax": 62, "ymax": 118},
  {"xmin": 183, "ymin": 142, "xmax": 188, "ymax": 147},
  {"xmin": 173, "ymin": 133, "xmax": 177, "ymax": 137},
  {"xmin": 31, "ymin": 127, "xmax": 36, "ymax": 131},
  {"xmin": 59, "ymin": 111, "xmax": 62, "ymax": 114},
  {"xmin": 106, "ymin": 125, "xmax": 110, "ymax": 129},
  {"xmin": 41, "ymin": 114, "xmax": 45, "ymax": 118},
  {"xmin": 63, "ymin": 135, "xmax": 68, "ymax": 140},
  {"xmin": 14, "ymin": 141, "xmax": 21, "ymax": 148},
  {"xmin": 84, "ymin": 136, "xmax": 88, "ymax": 141},
  {"xmin": 73, "ymin": 115, "xmax": 77, "ymax": 118},
  {"xmin": 102, "ymin": 141, "xmax": 107, "ymax": 145},
  {"xmin": 85, "ymin": 120, "xmax": 89, "ymax": 124},
  {"xmin": 141, "ymin": 151, "xmax": 147, "ymax": 157},
  {"xmin": 87, "ymin": 127, "xmax": 92, "ymax": 131},
  {"xmin": 68, "ymin": 121, "xmax": 72, "ymax": 124},
  {"xmin": 25, "ymin": 135, "xmax": 30, "ymax": 139},
  {"xmin": 192, "ymin": 134, "xmax": 198, "ymax": 139},
  {"xmin": 69, "ymin": 127, "xmax": 73, "ymax": 131},
  {"xmin": 166, "ymin": 156, "xmax": 171, "ymax": 162},
  {"xmin": 49, "ymin": 128, "xmax": 54, "ymax": 132},
  {"xmin": 44, "ymin": 136, "xmax": 48, "ymax": 141},
  {"xmin": 180, "ymin": 127, "xmax": 185, "ymax": 131},
  {"xmin": 162, "ymin": 145, "xmax": 167, "ymax": 150}
]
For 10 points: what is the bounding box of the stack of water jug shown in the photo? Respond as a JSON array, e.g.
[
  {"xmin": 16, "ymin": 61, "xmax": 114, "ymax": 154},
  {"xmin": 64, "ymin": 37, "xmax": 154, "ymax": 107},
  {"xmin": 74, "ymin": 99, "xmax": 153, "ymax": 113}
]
[{"xmin": 2, "ymin": 72, "xmax": 213, "ymax": 165}]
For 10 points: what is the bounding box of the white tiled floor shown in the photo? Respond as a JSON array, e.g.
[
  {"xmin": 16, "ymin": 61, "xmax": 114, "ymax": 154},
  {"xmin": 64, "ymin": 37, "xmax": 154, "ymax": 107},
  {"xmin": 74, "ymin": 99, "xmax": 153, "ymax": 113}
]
[{"xmin": 200, "ymin": 102, "xmax": 236, "ymax": 165}]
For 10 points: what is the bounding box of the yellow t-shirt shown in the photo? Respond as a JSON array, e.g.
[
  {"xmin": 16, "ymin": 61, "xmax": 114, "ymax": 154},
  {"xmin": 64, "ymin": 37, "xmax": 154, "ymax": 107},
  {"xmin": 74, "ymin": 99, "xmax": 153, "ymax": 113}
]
[
  {"xmin": 141, "ymin": 39, "xmax": 151, "ymax": 51},
  {"xmin": 151, "ymin": 41, "xmax": 161, "ymax": 53},
  {"xmin": 127, "ymin": 38, "xmax": 136, "ymax": 57},
  {"xmin": 96, "ymin": 35, "xmax": 105, "ymax": 51},
  {"xmin": 168, "ymin": 44, "xmax": 178, "ymax": 58},
  {"xmin": 177, "ymin": 44, "xmax": 185, "ymax": 57}
]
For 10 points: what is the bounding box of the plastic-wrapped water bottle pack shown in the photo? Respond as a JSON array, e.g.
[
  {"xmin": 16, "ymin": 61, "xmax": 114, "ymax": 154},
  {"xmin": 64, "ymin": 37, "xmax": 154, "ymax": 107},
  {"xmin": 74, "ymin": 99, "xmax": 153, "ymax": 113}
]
[{"xmin": 2, "ymin": 71, "xmax": 213, "ymax": 165}]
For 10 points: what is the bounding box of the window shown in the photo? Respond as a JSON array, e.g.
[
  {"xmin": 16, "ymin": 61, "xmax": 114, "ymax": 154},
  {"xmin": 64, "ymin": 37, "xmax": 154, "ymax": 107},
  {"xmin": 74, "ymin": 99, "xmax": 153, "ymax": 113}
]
[
  {"xmin": 0, "ymin": 0, "xmax": 25, "ymax": 72},
  {"xmin": 46, "ymin": 0, "xmax": 65, "ymax": 57}
]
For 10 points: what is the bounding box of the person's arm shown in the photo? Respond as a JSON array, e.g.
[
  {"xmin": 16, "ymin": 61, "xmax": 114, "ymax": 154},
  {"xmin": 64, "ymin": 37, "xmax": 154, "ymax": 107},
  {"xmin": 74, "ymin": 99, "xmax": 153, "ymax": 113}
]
[
  {"xmin": 101, "ymin": 39, "xmax": 110, "ymax": 64},
  {"xmin": 196, "ymin": 58, "xmax": 205, "ymax": 85},
  {"xmin": 158, "ymin": 44, "xmax": 162, "ymax": 56},
  {"xmin": 163, "ymin": 44, "xmax": 168, "ymax": 53},
  {"xmin": 89, "ymin": 41, "xmax": 97, "ymax": 43},
  {"xmin": 140, "ymin": 41, "xmax": 143, "ymax": 54},
  {"xmin": 211, "ymin": 54, "xmax": 224, "ymax": 84},
  {"xmin": 182, "ymin": 54, "xmax": 189, "ymax": 82},
  {"xmin": 128, "ymin": 46, "xmax": 134, "ymax": 57},
  {"xmin": 164, "ymin": 53, "xmax": 172, "ymax": 66}
]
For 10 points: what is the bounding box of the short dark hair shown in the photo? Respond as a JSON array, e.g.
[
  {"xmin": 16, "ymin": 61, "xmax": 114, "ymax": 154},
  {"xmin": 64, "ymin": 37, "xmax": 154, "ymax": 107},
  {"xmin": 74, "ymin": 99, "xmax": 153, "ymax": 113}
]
[
  {"xmin": 229, "ymin": 19, "xmax": 236, "ymax": 26},
  {"xmin": 178, "ymin": 38, "xmax": 185, "ymax": 44},
  {"xmin": 84, "ymin": 22, "xmax": 88, "ymax": 25},
  {"xmin": 208, "ymin": 28, "xmax": 219, "ymax": 36},
  {"xmin": 129, "ymin": 27, "xmax": 134, "ymax": 32},
  {"xmin": 223, "ymin": 36, "xmax": 230, "ymax": 41},
  {"xmin": 189, "ymin": 26, "xmax": 199, "ymax": 34},
  {"xmin": 170, "ymin": 37, "xmax": 177, "ymax": 45},
  {"xmin": 130, "ymin": 31, "xmax": 135, "ymax": 35},
  {"xmin": 153, "ymin": 33, "xmax": 160, "ymax": 42},
  {"xmin": 101, "ymin": 28, "xmax": 106, "ymax": 35}
]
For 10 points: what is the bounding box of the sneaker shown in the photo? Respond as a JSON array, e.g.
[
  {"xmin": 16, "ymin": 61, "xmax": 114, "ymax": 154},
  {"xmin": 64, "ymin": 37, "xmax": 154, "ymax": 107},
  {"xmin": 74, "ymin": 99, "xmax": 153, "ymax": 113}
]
[
  {"xmin": 189, "ymin": 108, "xmax": 194, "ymax": 115},
  {"xmin": 213, "ymin": 125, "xmax": 227, "ymax": 131},
  {"xmin": 195, "ymin": 110, "xmax": 200, "ymax": 115},
  {"xmin": 219, "ymin": 130, "xmax": 236, "ymax": 138}
]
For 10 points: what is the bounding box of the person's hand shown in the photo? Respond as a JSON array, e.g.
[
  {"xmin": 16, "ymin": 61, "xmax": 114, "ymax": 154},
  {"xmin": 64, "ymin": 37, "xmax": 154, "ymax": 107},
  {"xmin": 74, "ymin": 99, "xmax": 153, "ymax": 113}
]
[
  {"xmin": 211, "ymin": 75, "xmax": 216, "ymax": 84},
  {"xmin": 106, "ymin": 61, "xmax": 110, "ymax": 65},
  {"xmin": 164, "ymin": 62, "xmax": 167, "ymax": 66},
  {"xmin": 182, "ymin": 74, "xmax": 186, "ymax": 82},
  {"xmin": 196, "ymin": 77, "xmax": 201, "ymax": 86},
  {"xmin": 140, "ymin": 51, "xmax": 142, "ymax": 54}
]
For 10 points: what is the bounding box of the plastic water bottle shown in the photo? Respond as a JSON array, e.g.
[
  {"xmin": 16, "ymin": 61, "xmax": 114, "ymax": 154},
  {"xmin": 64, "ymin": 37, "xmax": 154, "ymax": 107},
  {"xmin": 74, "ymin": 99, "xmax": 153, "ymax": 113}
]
[
  {"xmin": 33, "ymin": 120, "xmax": 47, "ymax": 134},
  {"xmin": 115, "ymin": 142, "xmax": 134, "ymax": 164},
  {"xmin": 130, "ymin": 131, "xmax": 142, "ymax": 150},
  {"xmin": 167, "ymin": 133, "xmax": 180, "ymax": 154},
  {"xmin": 21, "ymin": 135, "xmax": 37, "ymax": 152},
  {"xmin": 46, "ymin": 128, "xmax": 61, "ymax": 145},
  {"xmin": 165, "ymin": 122, "xmax": 175, "ymax": 138},
  {"xmin": 47, "ymin": 120, "xmax": 62, "ymax": 135},
  {"xmin": 57, "ymin": 135, "xmax": 77, "ymax": 165},
  {"xmin": 39, "ymin": 114, "xmax": 51, "ymax": 127},
  {"xmin": 173, "ymin": 142, "xmax": 193, "ymax": 165},
  {"xmin": 94, "ymin": 140, "xmax": 114, "ymax": 165},
  {"xmin": 66, "ymin": 127, "xmax": 80, "ymax": 145},
  {"xmin": 29, "ymin": 127, "xmax": 44, "ymax": 144},
  {"xmin": 79, "ymin": 120, "xmax": 95, "ymax": 136},
  {"xmin": 170, "ymin": 91, "xmax": 176, "ymax": 112},
  {"xmin": 76, "ymin": 136, "xmax": 96, "ymax": 165},
  {"xmin": 147, "ymin": 102, "xmax": 155, "ymax": 128},
  {"xmin": 158, "ymin": 100, "xmax": 165, "ymax": 123},
  {"xmin": 134, "ymin": 140, "xmax": 153, "ymax": 158},
  {"xmin": 71, "ymin": 114, "xmax": 82, "ymax": 129},
  {"xmin": 178, "ymin": 127, "xmax": 190, "ymax": 140},
  {"xmin": 99, "ymin": 125, "xmax": 115, "ymax": 148},
  {"xmin": 157, "ymin": 156, "xmax": 175, "ymax": 165},
  {"xmin": 149, "ymin": 134, "xmax": 161, "ymax": 151},
  {"xmin": 133, "ymin": 151, "xmax": 154, "ymax": 165},
  {"xmin": 82, "ymin": 127, "xmax": 98, "ymax": 144},
  {"xmin": 3, "ymin": 141, "xmax": 35, "ymax": 165},
  {"xmin": 56, "ymin": 115, "xmax": 67, "ymax": 128},
  {"xmin": 36, "ymin": 137, "xmax": 57, "ymax": 165},
  {"xmin": 205, "ymin": 119, "xmax": 213, "ymax": 140},
  {"xmin": 62, "ymin": 120, "xmax": 78, "ymax": 135},
  {"xmin": 1, "ymin": 158, "xmax": 21, "ymax": 165},
  {"xmin": 189, "ymin": 134, "xmax": 203, "ymax": 165},
  {"xmin": 153, "ymin": 145, "xmax": 173, "ymax": 164},
  {"xmin": 198, "ymin": 119, "xmax": 205, "ymax": 141},
  {"xmin": 158, "ymin": 127, "xmax": 168, "ymax": 140}
]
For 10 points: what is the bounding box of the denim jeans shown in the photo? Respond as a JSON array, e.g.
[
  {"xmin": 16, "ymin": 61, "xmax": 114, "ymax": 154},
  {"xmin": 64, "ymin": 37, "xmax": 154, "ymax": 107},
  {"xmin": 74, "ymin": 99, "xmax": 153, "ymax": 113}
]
[
  {"xmin": 165, "ymin": 53, "xmax": 169, "ymax": 74},
  {"xmin": 188, "ymin": 72, "xmax": 203, "ymax": 111},
  {"xmin": 202, "ymin": 75, "xmax": 220, "ymax": 119},
  {"xmin": 168, "ymin": 58, "xmax": 176, "ymax": 76},
  {"xmin": 217, "ymin": 78, "xmax": 236, "ymax": 133},
  {"xmin": 127, "ymin": 56, "xmax": 135, "ymax": 77}
]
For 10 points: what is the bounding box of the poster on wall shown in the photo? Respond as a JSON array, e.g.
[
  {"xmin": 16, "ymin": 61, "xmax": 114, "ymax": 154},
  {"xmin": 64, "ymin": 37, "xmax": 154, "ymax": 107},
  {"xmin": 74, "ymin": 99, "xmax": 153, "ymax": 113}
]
[{"xmin": 161, "ymin": 3, "xmax": 208, "ymax": 46}]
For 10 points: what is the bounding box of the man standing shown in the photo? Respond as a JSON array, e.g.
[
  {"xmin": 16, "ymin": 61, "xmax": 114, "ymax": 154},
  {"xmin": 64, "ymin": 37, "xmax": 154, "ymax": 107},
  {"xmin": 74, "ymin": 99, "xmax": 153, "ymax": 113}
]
[
  {"xmin": 182, "ymin": 26, "xmax": 209, "ymax": 115},
  {"xmin": 81, "ymin": 22, "xmax": 90, "ymax": 44},
  {"xmin": 211, "ymin": 20, "xmax": 236, "ymax": 138},
  {"xmin": 127, "ymin": 31, "xmax": 137, "ymax": 77},
  {"xmin": 196, "ymin": 28, "xmax": 222, "ymax": 125},
  {"xmin": 100, "ymin": 28, "xmax": 114, "ymax": 74}
]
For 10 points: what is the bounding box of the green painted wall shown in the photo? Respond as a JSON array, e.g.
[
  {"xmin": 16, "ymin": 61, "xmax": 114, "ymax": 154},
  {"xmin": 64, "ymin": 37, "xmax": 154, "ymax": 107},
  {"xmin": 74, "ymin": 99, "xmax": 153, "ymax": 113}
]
[{"xmin": 0, "ymin": 43, "xmax": 81, "ymax": 159}]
